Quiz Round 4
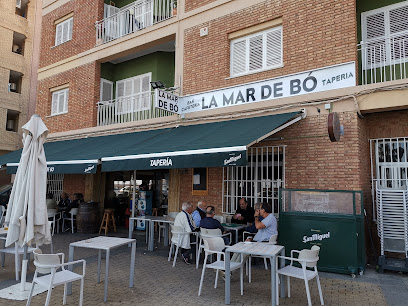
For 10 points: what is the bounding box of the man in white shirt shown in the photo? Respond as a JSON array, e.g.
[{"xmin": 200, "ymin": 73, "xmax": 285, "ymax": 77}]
[{"xmin": 172, "ymin": 202, "xmax": 197, "ymax": 264}]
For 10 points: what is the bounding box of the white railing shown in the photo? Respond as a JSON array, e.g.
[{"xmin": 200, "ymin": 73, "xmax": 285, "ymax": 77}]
[
  {"xmin": 359, "ymin": 36, "xmax": 408, "ymax": 85},
  {"xmin": 96, "ymin": 0, "xmax": 176, "ymax": 45},
  {"xmin": 97, "ymin": 92, "xmax": 173, "ymax": 126}
]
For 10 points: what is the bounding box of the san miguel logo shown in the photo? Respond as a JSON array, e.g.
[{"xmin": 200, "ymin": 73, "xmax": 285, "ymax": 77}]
[
  {"xmin": 84, "ymin": 165, "xmax": 95, "ymax": 173},
  {"xmin": 303, "ymin": 231, "xmax": 330, "ymax": 243},
  {"xmin": 150, "ymin": 158, "xmax": 173, "ymax": 167},
  {"xmin": 224, "ymin": 154, "xmax": 242, "ymax": 166}
]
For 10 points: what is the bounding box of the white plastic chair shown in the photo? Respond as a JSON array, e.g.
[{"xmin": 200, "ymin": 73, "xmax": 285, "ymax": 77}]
[
  {"xmin": 168, "ymin": 212, "xmax": 178, "ymax": 219},
  {"xmin": 62, "ymin": 208, "xmax": 78, "ymax": 233},
  {"xmin": 198, "ymin": 237, "xmax": 244, "ymax": 296},
  {"xmin": 196, "ymin": 228, "xmax": 232, "ymax": 269},
  {"xmin": 0, "ymin": 238, "xmax": 36, "ymax": 281},
  {"xmin": 26, "ymin": 249, "xmax": 86, "ymax": 306},
  {"xmin": 246, "ymin": 234, "xmax": 278, "ymax": 282},
  {"xmin": 276, "ymin": 245, "xmax": 324, "ymax": 306},
  {"xmin": 168, "ymin": 225, "xmax": 192, "ymax": 267},
  {"xmin": 47, "ymin": 209, "xmax": 61, "ymax": 235},
  {"xmin": 213, "ymin": 215, "xmax": 225, "ymax": 223}
]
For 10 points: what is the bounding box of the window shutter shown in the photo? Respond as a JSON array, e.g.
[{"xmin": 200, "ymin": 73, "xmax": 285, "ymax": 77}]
[
  {"xmin": 249, "ymin": 34, "xmax": 263, "ymax": 71},
  {"xmin": 58, "ymin": 91, "xmax": 65, "ymax": 113},
  {"xmin": 231, "ymin": 40, "xmax": 247, "ymax": 76},
  {"xmin": 141, "ymin": 75, "xmax": 151, "ymax": 110},
  {"xmin": 117, "ymin": 81, "xmax": 124, "ymax": 98},
  {"xmin": 51, "ymin": 92, "xmax": 58, "ymax": 115},
  {"xmin": 365, "ymin": 12, "xmax": 386, "ymax": 41},
  {"xmin": 266, "ymin": 27, "xmax": 282, "ymax": 67},
  {"xmin": 55, "ymin": 23, "xmax": 63, "ymax": 46},
  {"xmin": 62, "ymin": 21, "xmax": 69, "ymax": 44},
  {"xmin": 100, "ymin": 79, "xmax": 113, "ymax": 102},
  {"xmin": 68, "ymin": 18, "xmax": 73, "ymax": 41},
  {"xmin": 124, "ymin": 80, "xmax": 132, "ymax": 97},
  {"xmin": 63, "ymin": 89, "xmax": 69, "ymax": 112}
]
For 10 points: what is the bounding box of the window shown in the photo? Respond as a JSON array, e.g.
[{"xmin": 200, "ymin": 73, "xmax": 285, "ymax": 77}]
[
  {"xmin": 222, "ymin": 146, "xmax": 285, "ymax": 215},
  {"xmin": 55, "ymin": 17, "xmax": 73, "ymax": 46},
  {"xmin": 116, "ymin": 73, "xmax": 151, "ymax": 114},
  {"xmin": 6, "ymin": 110, "xmax": 19, "ymax": 132},
  {"xmin": 362, "ymin": 2, "xmax": 408, "ymax": 65},
  {"xmin": 230, "ymin": 26, "xmax": 282, "ymax": 77},
  {"xmin": 51, "ymin": 88, "xmax": 69, "ymax": 116},
  {"xmin": 8, "ymin": 70, "xmax": 23, "ymax": 94},
  {"xmin": 192, "ymin": 168, "xmax": 208, "ymax": 196},
  {"xmin": 47, "ymin": 173, "xmax": 64, "ymax": 202}
]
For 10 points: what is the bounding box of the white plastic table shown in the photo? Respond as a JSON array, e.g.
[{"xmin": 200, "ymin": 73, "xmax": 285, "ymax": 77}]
[
  {"xmin": 222, "ymin": 223, "xmax": 247, "ymax": 243},
  {"xmin": 129, "ymin": 216, "xmax": 174, "ymax": 251},
  {"xmin": 67, "ymin": 236, "xmax": 136, "ymax": 302},
  {"xmin": 225, "ymin": 242, "xmax": 285, "ymax": 306}
]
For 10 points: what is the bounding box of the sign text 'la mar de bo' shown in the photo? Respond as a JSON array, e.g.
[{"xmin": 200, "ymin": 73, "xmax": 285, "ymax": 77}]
[
  {"xmin": 154, "ymin": 89, "xmax": 179, "ymax": 113},
  {"xmin": 178, "ymin": 62, "xmax": 356, "ymax": 114}
]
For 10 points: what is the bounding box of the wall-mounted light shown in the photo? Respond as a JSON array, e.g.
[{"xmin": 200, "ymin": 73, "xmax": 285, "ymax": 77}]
[{"xmin": 150, "ymin": 81, "xmax": 165, "ymax": 89}]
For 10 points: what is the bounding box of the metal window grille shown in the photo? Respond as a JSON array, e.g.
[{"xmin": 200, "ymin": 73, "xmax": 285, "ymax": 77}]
[
  {"xmin": 222, "ymin": 146, "xmax": 285, "ymax": 215},
  {"xmin": 47, "ymin": 173, "xmax": 64, "ymax": 202},
  {"xmin": 370, "ymin": 137, "xmax": 408, "ymax": 221}
]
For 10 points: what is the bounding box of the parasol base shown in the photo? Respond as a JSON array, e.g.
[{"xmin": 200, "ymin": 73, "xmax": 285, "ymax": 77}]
[{"xmin": 0, "ymin": 282, "xmax": 47, "ymax": 300}]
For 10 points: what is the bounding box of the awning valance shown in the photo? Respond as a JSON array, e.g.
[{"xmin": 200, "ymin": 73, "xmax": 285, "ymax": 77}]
[{"xmin": 101, "ymin": 111, "xmax": 303, "ymax": 171}]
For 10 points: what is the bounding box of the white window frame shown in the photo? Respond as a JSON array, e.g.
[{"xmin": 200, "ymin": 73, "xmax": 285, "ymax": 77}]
[
  {"xmin": 230, "ymin": 26, "xmax": 283, "ymax": 78},
  {"xmin": 51, "ymin": 88, "xmax": 69, "ymax": 116},
  {"xmin": 115, "ymin": 72, "xmax": 152, "ymax": 114},
  {"xmin": 47, "ymin": 173, "xmax": 64, "ymax": 202},
  {"xmin": 55, "ymin": 17, "xmax": 73, "ymax": 46},
  {"xmin": 222, "ymin": 146, "xmax": 285, "ymax": 216},
  {"xmin": 361, "ymin": 2, "xmax": 408, "ymax": 67},
  {"xmin": 100, "ymin": 78, "xmax": 114, "ymax": 102}
]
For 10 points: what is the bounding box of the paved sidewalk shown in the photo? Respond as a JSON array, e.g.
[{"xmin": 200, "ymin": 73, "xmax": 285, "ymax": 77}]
[{"xmin": 0, "ymin": 227, "xmax": 401, "ymax": 305}]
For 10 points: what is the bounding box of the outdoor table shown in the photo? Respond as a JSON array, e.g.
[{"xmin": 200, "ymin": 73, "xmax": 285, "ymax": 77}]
[
  {"xmin": 222, "ymin": 223, "xmax": 247, "ymax": 243},
  {"xmin": 129, "ymin": 216, "xmax": 174, "ymax": 251},
  {"xmin": 67, "ymin": 236, "xmax": 136, "ymax": 302},
  {"xmin": 225, "ymin": 242, "xmax": 285, "ymax": 306}
]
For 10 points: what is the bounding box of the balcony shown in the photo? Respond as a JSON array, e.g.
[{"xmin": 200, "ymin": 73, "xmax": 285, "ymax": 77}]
[
  {"xmin": 97, "ymin": 91, "xmax": 173, "ymax": 126},
  {"xmin": 95, "ymin": 0, "xmax": 177, "ymax": 46},
  {"xmin": 358, "ymin": 37, "xmax": 408, "ymax": 85}
]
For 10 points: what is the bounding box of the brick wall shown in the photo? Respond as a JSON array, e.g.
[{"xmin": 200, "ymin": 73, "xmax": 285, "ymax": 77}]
[
  {"xmin": 63, "ymin": 174, "xmax": 86, "ymax": 200},
  {"xmin": 179, "ymin": 167, "xmax": 224, "ymax": 213},
  {"xmin": 183, "ymin": 0, "xmax": 357, "ymax": 95},
  {"xmin": 36, "ymin": 62, "xmax": 101, "ymax": 133},
  {"xmin": 39, "ymin": 0, "xmax": 104, "ymax": 68},
  {"xmin": 185, "ymin": 0, "xmax": 218, "ymax": 12}
]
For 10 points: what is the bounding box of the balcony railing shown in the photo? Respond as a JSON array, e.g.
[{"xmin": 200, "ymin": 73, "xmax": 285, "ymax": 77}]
[
  {"xmin": 96, "ymin": 0, "xmax": 176, "ymax": 45},
  {"xmin": 97, "ymin": 92, "xmax": 173, "ymax": 126},
  {"xmin": 358, "ymin": 36, "xmax": 408, "ymax": 85}
]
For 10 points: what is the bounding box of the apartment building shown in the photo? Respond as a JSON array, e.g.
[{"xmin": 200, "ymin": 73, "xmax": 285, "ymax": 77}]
[
  {"xmin": 1, "ymin": 0, "xmax": 408, "ymax": 265},
  {"xmin": 0, "ymin": 0, "xmax": 40, "ymax": 185}
]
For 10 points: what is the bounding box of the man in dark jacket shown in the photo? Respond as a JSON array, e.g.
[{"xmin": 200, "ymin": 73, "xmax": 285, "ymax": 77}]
[
  {"xmin": 232, "ymin": 198, "xmax": 255, "ymax": 224},
  {"xmin": 200, "ymin": 206, "xmax": 230, "ymax": 245}
]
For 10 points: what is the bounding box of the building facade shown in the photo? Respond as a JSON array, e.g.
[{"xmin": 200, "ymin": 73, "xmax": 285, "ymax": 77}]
[
  {"xmin": 0, "ymin": 0, "xmax": 41, "ymax": 185},
  {"xmin": 12, "ymin": 0, "xmax": 408, "ymax": 260}
]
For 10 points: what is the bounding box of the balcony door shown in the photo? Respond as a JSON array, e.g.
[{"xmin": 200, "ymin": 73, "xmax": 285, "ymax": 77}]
[{"xmin": 116, "ymin": 73, "xmax": 151, "ymax": 114}]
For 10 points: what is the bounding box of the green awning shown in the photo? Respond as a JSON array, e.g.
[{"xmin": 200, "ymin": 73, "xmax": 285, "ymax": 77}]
[
  {"xmin": 101, "ymin": 111, "xmax": 303, "ymax": 171},
  {"xmin": 0, "ymin": 111, "xmax": 303, "ymax": 174},
  {"xmin": 0, "ymin": 128, "xmax": 166, "ymax": 174}
]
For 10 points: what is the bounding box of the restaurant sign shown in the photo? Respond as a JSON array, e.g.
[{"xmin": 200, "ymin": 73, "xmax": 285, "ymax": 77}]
[
  {"xmin": 178, "ymin": 62, "xmax": 355, "ymax": 114},
  {"xmin": 154, "ymin": 89, "xmax": 179, "ymax": 113}
]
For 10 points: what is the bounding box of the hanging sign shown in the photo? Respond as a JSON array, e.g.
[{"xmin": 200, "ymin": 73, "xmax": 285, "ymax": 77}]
[
  {"xmin": 178, "ymin": 62, "xmax": 355, "ymax": 114},
  {"xmin": 154, "ymin": 89, "xmax": 179, "ymax": 113}
]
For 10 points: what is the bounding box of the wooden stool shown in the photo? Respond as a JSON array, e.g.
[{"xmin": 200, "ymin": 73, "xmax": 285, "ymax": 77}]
[{"xmin": 99, "ymin": 209, "xmax": 117, "ymax": 235}]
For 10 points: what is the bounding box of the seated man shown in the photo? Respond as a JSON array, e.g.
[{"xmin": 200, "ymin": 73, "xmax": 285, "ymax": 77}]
[
  {"xmin": 192, "ymin": 200, "xmax": 207, "ymax": 228},
  {"xmin": 200, "ymin": 206, "xmax": 230, "ymax": 245},
  {"xmin": 244, "ymin": 202, "xmax": 264, "ymax": 233},
  {"xmin": 231, "ymin": 202, "xmax": 277, "ymax": 262},
  {"xmin": 232, "ymin": 198, "xmax": 255, "ymax": 224},
  {"xmin": 172, "ymin": 202, "xmax": 197, "ymax": 264},
  {"xmin": 57, "ymin": 192, "xmax": 71, "ymax": 212},
  {"xmin": 46, "ymin": 193, "xmax": 57, "ymax": 210}
]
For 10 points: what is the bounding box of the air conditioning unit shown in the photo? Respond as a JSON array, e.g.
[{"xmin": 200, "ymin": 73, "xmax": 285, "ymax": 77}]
[
  {"xmin": 9, "ymin": 83, "xmax": 17, "ymax": 92},
  {"xmin": 16, "ymin": 0, "xmax": 22, "ymax": 9},
  {"xmin": 6, "ymin": 120, "xmax": 14, "ymax": 131}
]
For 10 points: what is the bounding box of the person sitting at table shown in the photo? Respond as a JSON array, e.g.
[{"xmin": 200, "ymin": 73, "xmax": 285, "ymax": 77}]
[
  {"xmin": 231, "ymin": 202, "xmax": 277, "ymax": 262},
  {"xmin": 232, "ymin": 198, "xmax": 255, "ymax": 225},
  {"xmin": 192, "ymin": 200, "xmax": 207, "ymax": 227},
  {"xmin": 173, "ymin": 202, "xmax": 197, "ymax": 264},
  {"xmin": 46, "ymin": 193, "xmax": 57, "ymax": 210},
  {"xmin": 245, "ymin": 202, "xmax": 264, "ymax": 233},
  {"xmin": 200, "ymin": 206, "xmax": 230, "ymax": 245},
  {"xmin": 57, "ymin": 192, "xmax": 71, "ymax": 212}
]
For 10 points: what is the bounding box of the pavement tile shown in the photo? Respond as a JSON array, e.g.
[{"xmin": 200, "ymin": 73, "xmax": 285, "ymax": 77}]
[{"xmin": 0, "ymin": 228, "xmax": 391, "ymax": 305}]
